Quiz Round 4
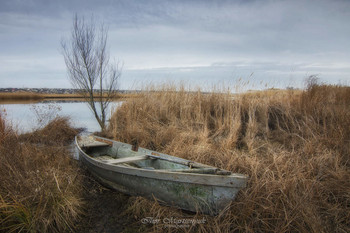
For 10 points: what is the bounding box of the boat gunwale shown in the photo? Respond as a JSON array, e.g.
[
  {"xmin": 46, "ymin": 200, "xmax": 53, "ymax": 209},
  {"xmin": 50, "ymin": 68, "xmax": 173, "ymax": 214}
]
[{"xmin": 75, "ymin": 136, "xmax": 248, "ymax": 188}]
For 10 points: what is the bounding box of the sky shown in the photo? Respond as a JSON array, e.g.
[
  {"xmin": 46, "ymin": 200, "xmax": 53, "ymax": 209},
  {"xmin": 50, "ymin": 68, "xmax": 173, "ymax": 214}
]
[{"xmin": 1, "ymin": 0, "xmax": 350, "ymax": 91}]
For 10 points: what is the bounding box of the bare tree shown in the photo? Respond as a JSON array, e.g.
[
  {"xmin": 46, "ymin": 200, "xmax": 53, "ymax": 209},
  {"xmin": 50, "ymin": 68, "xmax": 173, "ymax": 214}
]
[{"xmin": 61, "ymin": 15, "xmax": 121, "ymax": 131}]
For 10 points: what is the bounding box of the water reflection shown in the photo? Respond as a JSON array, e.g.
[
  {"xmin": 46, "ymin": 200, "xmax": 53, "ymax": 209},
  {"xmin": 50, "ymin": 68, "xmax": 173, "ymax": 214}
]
[{"xmin": 1, "ymin": 99, "xmax": 122, "ymax": 133}]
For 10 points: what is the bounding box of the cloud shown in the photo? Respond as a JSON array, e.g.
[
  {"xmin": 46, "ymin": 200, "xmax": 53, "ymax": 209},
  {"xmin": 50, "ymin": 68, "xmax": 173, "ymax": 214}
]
[{"xmin": 0, "ymin": 0, "xmax": 349, "ymax": 89}]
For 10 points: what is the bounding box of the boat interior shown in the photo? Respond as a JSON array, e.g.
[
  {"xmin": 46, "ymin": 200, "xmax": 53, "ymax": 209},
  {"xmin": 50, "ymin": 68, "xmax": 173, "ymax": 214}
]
[{"xmin": 79, "ymin": 136, "xmax": 231, "ymax": 175}]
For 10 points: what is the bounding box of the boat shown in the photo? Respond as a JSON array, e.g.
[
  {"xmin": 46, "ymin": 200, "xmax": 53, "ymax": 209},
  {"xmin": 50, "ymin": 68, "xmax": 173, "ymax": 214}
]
[{"xmin": 75, "ymin": 135, "xmax": 248, "ymax": 215}]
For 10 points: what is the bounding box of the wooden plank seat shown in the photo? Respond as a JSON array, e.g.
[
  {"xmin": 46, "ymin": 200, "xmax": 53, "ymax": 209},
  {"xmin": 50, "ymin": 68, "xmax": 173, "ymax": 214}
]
[
  {"xmin": 102, "ymin": 155, "xmax": 149, "ymax": 164},
  {"xmin": 81, "ymin": 141, "xmax": 110, "ymax": 148}
]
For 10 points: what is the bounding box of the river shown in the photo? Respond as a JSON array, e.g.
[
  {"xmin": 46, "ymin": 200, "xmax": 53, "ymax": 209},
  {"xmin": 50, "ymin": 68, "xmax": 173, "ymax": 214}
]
[{"xmin": 0, "ymin": 99, "xmax": 122, "ymax": 133}]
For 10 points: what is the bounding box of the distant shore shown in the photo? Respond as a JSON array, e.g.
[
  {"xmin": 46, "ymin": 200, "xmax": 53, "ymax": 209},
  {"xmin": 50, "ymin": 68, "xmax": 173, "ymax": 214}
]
[
  {"xmin": 0, "ymin": 87, "xmax": 140, "ymax": 94},
  {"xmin": 0, "ymin": 89, "xmax": 138, "ymax": 102}
]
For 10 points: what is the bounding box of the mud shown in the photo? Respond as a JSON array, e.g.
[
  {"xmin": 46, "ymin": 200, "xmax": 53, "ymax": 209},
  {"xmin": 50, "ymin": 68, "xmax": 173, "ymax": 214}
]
[{"xmin": 75, "ymin": 170, "xmax": 137, "ymax": 233}]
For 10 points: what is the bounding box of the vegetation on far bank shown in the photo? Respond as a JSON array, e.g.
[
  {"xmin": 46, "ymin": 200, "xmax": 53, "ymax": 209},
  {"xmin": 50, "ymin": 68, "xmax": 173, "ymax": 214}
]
[
  {"xmin": 108, "ymin": 81, "xmax": 350, "ymax": 232},
  {"xmin": 0, "ymin": 92, "xmax": 135, "ymax": 102}
]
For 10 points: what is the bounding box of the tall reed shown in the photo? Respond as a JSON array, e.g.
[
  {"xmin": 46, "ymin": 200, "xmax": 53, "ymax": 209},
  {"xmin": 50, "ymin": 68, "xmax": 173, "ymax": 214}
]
[{"xmin": 109, "ymin": 82, "xmax": 350, "ymax": 232}]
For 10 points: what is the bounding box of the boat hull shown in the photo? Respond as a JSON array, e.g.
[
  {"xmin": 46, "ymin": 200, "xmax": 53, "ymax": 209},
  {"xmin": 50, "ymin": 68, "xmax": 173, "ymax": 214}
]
[{"xmin": 76, "ymin": 136, "xmax": 247, "ymax": 215}]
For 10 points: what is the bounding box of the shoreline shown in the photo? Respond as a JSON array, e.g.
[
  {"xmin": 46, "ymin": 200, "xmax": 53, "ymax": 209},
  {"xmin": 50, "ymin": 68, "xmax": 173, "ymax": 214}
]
[{"xmin": 0, "ymin": 92, "xmax": 134, "ymax": 103}]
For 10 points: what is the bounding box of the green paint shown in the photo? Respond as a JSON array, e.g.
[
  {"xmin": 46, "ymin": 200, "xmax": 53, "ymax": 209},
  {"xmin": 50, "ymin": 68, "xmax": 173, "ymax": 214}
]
[
  {"xmin": 172, "ymin": 183, "xmax": 186, "ymax": 196},
  {"xmin": 189, "ymin": 186, "xmax": 207, "ymax": 197}
]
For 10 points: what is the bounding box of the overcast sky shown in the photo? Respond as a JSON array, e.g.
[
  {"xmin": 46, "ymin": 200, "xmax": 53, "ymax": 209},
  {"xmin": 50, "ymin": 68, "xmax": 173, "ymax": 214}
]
[{"xmin": 1, "ymin": 0, "xmax": 350, "ymax": 90}]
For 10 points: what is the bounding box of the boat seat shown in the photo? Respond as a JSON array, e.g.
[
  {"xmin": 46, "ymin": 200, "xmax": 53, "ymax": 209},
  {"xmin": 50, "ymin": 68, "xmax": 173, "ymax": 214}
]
[
  {"xmin": 78, "ymin": 136, "xmax": 112, "ymax": 148},
  {"xmin": 95, "ymin": 155, "xmax": 114, "ymax": 161},
  {"xmin": 104, "ymin": 155, "xmax": 149, "ymax": 164},
  {"xmin": 81, "ymin": 141, "xmax": 110, "ymax": 148}
]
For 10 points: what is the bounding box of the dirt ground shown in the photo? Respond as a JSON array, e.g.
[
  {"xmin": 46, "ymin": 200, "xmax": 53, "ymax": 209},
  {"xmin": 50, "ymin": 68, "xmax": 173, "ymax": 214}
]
[{"xmin": 75, "ymin": 170, "xmax": 140, "ymax": 233}]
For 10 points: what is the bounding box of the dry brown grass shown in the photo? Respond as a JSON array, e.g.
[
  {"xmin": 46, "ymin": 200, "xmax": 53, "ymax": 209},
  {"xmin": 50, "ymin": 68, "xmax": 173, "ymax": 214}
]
[
  {"xmin": 0, "ymin": 92, "xmax": 134, "ymax": 102},
  {"xmin": 108, "ymin": 82, "xmax": 350, "ymax": 232},
  {"xmin": 0, "ymin": 92, "xmax": 43, "ymax": 101},
  {"xmin": 0, "ymin": 114, "xmax": 83, "ymax": 232},
  {"xmin": 19, "ymin": 116, "xmax": 82, "ymax": 145}
]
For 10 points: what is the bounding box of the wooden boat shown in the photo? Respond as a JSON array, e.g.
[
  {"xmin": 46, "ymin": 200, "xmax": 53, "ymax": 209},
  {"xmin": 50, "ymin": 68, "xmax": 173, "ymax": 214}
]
[{"xmin": 75, "ymin": 135, "xmax": 248, "ymax": 215}]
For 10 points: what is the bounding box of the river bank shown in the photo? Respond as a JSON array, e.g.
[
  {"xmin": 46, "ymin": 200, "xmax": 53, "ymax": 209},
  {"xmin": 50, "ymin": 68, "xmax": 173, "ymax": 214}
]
[
  {"xmin": 0, "ymin": 115, "xmax": 82, "ymax": 232},
  {"xmin": 0, "ymin": 114, "xmax": 142, "ymax": 232}
]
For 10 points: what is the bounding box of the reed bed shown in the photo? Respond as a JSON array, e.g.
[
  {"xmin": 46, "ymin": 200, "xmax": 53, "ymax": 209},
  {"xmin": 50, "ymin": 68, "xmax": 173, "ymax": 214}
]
[
  {"xmin": 108, "ymin": 82, "xmax": 350, "ymax": 232},
  {"xmin": 0, "ymin": 92, "xmax": 87, "ymax": 101},
  {"xmin": 0, "ymin": 92, "xmax": 43, "ymax": 101},
  {"xmin": 0, "ymin": 114, "xmax": 83, "ymax": 232},
  {"xmin": 0, "ymin": 92, "xmax": 133, "ymax": 102}
]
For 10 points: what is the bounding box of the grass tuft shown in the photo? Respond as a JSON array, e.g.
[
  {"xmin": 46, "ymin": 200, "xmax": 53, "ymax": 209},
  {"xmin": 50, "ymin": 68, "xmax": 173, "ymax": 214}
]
[
  {"xmin": 19, "ymin": 116, "xmax": 82, "ymax": 145},
  {"xmin": 0, "ymin": 114, "xmax": 83, "ymax": 232}
]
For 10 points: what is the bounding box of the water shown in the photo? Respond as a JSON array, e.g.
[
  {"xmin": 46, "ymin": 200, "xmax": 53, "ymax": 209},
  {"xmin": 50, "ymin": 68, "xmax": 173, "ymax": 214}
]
[{"xmin": 1, "ymin": 100, "xmax": 122, "ymax": 133}]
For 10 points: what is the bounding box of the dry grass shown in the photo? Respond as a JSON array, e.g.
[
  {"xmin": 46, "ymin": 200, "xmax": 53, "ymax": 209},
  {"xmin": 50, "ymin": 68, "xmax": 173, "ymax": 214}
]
[
  {"xmin": 19, "ymin": 116, "xmax": 82, "ymax": 145},
  {"xmin": 108, "ymin": 82, "xmax": 350, "ymax": 232},
  {"xmin": 0, "ymin": 114, "xmax": 83, "ymax": 232},
  {"xmin": 0, "ymin": 93, "xmax": 43, "ymax": 101},
  {"xmin": 0, "ymin": 92, "xmax": 135, "ymax": 102}
]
